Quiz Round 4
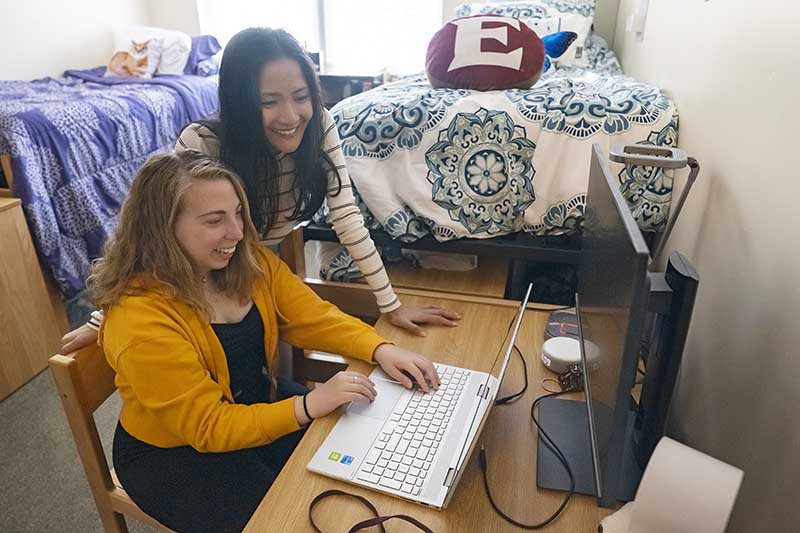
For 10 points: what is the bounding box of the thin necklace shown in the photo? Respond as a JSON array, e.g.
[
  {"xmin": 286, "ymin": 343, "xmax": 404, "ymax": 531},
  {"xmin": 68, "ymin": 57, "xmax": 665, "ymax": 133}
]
[{"xmin": 199, "ymin": 274, "xmax": 208, "ymax": 284}]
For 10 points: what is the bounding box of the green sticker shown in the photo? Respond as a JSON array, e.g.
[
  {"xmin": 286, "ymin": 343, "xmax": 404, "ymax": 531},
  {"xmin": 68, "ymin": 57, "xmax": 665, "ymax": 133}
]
[{"xmin": 328, "ymin": 451, "xmax": 342, "ymax": 461}]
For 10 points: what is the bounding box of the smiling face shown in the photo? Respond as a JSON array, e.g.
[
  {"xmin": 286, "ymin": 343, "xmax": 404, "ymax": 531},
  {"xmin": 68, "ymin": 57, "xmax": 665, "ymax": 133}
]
[
  {"xmin": 259, "ymin": 57, "xmax": 313, "ymax": 154},
  {"xmin": 173, "ymin": 177, "xmax": 245, "ymax": 276}
]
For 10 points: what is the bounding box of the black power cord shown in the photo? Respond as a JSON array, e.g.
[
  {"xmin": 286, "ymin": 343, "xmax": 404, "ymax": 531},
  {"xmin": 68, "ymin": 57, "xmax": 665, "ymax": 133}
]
[
  {"xmin": 480, "ymin": 390, "xmax": 576, "ymax": 529},
  {"xmin": 478, "ymin": 303, "xmax": 576, "ymax": 527},
  {"xmin": 495, "ymin": 345, "xmax": 528, "ymax": 405}
]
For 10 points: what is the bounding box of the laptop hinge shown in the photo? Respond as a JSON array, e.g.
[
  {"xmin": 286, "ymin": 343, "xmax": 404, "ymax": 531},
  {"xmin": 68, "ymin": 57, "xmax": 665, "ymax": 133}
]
[
  {"xmin": 443, "ymin": 467, "xmax": 457, "ymax": 488},
  {"xmin": 477, "ymin": 383, "xmax": 491, "ymax": 400}
]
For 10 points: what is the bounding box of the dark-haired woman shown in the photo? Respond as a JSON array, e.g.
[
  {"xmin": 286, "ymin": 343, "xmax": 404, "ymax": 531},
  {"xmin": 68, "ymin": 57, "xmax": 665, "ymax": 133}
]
[{"xmin": 61, "ymin": 27, "xmax": 460, "ymax": 354}]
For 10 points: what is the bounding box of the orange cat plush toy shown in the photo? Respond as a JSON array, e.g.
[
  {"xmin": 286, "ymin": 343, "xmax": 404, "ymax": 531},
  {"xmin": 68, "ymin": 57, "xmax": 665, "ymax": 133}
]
[{"xmin": 106, "ymin": 40, "xmax": 160, "ymax": 78}]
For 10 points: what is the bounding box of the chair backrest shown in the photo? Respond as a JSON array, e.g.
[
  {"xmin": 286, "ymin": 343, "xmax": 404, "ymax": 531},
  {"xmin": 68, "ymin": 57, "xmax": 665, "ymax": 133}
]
[{"xmin": 49, "ymin": 345, "xmax": 170, "ymax": 532}]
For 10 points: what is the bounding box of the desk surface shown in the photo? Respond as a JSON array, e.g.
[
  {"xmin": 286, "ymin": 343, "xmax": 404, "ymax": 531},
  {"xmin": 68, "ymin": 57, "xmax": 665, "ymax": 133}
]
[{"xmin": 245, "ymin": 294, "xmax": 609, "ymax": 532}]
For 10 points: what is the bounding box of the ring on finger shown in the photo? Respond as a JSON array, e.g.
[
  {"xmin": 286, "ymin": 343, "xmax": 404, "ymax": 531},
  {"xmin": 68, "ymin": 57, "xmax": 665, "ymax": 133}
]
[{"xmin": 352, "ymin": 375, "xmax": 358, "ymax": 384}]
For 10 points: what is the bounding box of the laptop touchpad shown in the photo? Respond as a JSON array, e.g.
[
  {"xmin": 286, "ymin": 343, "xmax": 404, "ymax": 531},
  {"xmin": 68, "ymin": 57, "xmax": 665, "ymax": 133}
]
[{"xmin": 348, "ymin": 381, "xmax": 405, "ymax": 420}]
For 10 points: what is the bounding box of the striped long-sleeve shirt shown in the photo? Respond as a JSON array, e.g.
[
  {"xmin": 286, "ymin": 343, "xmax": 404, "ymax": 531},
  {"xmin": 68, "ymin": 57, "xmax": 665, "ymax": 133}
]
[{"xmin": 175, "ymin": 108, "xmax": 401, "ymax": 313}]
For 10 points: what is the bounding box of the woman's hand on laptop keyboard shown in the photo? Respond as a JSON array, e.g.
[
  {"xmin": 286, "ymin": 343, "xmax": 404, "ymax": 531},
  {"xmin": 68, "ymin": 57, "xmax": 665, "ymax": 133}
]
[
  {"xmin": 372, "ymin": 344, "xmax": 441, "ymax": 392},
  {"xmin": 302, "ymin": 371, "xmax": 378, "ymax": 420}
]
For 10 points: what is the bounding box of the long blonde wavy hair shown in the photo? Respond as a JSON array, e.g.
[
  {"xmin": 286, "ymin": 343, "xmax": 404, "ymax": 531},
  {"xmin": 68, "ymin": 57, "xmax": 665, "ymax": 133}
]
[{"xmin": 88, "ymin": 151, "xmax": 263, "ymax": 319}]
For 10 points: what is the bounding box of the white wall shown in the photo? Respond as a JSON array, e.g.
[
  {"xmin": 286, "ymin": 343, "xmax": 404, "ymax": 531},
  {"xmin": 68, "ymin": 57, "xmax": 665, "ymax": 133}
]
[
  {"xmin": 146, "ymin": 0, "xmax": 201, "ymax": 36},
  {"xmin": 0, "ymin": 0, "xmax": 151, "ymax": 80},
  {"xmin": 441, "ymin": 0, "xmax": 620, "ymax": 44},
  {"xmin": 614, "ymin": 1, "xmax": 800, "ymax": 531}
]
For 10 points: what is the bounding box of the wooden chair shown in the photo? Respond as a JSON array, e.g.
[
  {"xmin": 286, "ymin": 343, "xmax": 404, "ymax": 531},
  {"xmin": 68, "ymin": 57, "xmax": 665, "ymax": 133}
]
[{"xmin": 49, "ymin": 345, "xmax": 172, "ymax": 532}]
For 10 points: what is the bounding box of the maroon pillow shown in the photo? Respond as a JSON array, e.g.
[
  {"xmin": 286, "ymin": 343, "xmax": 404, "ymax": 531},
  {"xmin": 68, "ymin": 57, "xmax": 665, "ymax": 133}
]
[{"xmin": 426, "ymin": 15, "xmax": 545, "ymax": 91}]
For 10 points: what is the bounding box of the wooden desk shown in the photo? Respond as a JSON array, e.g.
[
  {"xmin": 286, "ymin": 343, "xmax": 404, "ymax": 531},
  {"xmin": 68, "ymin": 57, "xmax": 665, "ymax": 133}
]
[
  {"xmin": 0, "ymin": 198, "xmax": 69, "ymax": 399},
  {"xmin": 245, "ymin": 293, "xmax": 609, "ymax": 532}
]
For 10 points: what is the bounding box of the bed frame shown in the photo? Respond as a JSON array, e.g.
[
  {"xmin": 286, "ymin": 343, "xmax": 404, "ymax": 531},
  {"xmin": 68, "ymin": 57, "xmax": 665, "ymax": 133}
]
[
  {"xmin": 0, "ymin": 154, "xmax": 13, "ymax": 197},
  {"xmin": 304, "ymin": 223, "xmax": 582, "ymax": 264}
]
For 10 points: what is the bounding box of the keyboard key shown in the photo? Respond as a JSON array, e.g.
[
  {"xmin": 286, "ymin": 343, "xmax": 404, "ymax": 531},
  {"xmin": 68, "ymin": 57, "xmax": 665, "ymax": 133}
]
[
  {"xmin": 413, "ymin": 486, "xmax": 421, "ymax": 496},
  {"xmin": 410, "ymin": 467, "xmax": 421, "ymax": 477},
  {"xmin": 357, "ymin": 471, "xmax": 380, "ymax": 484},
  {"xmin": 399, "ymin": 464, "xmax": 410, "ymax": 474},
  {"xmin": 379, "ymin": 478, "xmax": 402, "ymax": 490},
  {"xmin": 413, "ymin": 459, "xmax": 424, "ymax": 468},
  {"xmin": 401, "ymin": 456, "xmax": 414, "ymax": 466},
  {"xmin": 402, "ymin": 483, "xmax": 415, "ymax": 493},
  {"xmin": 386, "ymin": 434, "xmax": 401, "ymax": 451},
  {"xmin": 394, "ymin": 471, "xmax": 406, "ymax": 482},
  {"xmin": 388, "ymin": 460, "xmax": 400, "ymax": 471},
  {"xmin": 417, "ymin": 447, "xmax": 431, "ymax": 460},
  {"xmin": 362, "ymin": 463, "xmax": 374, "ymax": 473},
  {"xmin": 373, "ymin": 467, "xmax": 385, "ymax": 476},
  {"xmin": 396, "ymin": 439, "xmax": 410, "ymax": 455},
  {"xmin": 377, "ymin": 459, "xmax": 389, "ymax": 468},
  {"xmin": 365, "ymin": 449, "xmax": 381, "ymax": 464}
]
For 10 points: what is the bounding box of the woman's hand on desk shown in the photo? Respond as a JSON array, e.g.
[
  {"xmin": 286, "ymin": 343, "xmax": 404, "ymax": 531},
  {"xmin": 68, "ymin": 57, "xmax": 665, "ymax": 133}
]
[
  {"xmin": 386, "ymin": 305, "xmax": 460, "ymax": 337},
  {"xmin": 373, "ymin": 344, "xmax": 440, "ymax": 392},
  {"xmin": 300, "ymin": 371, "xmax": 378, "ymax": 422}
]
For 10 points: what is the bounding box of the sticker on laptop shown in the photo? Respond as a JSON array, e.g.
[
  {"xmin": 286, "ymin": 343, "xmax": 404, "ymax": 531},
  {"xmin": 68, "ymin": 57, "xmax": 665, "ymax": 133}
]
[{"xmin": 327, "ymin": 451, "xmax": 354, "ymax": 465}]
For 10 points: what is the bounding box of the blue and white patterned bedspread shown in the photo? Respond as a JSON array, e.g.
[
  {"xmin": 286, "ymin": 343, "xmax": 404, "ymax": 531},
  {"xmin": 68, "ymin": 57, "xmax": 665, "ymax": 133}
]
[
  {"xmin": 318, "ymin": 36, "xmax": 678, "ymax": 278},
  {"xmin": 0, "ymin": 68, "xmax": 218, "ymax": 298}
]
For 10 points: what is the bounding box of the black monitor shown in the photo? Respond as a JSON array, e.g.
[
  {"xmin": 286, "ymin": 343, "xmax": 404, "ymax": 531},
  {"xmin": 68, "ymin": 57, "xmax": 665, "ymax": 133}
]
[{"xmin": 536, "ymin": 144, "xmax": 650, "ymax": 507}]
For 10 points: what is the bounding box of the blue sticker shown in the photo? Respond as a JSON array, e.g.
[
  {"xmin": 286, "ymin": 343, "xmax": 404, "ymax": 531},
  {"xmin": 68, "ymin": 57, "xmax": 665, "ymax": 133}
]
[{"xmin": 340, "ymin": 455, "xmax": 354, "ymax": 465}]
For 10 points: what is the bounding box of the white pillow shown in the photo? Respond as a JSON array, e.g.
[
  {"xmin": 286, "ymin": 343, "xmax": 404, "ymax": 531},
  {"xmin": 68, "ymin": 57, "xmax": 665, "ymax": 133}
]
[
  {"xmin": 114, "ymin": 26, "xmax": 191, "ymax": 75},
  {"xmin": 454, "ymin": 1, "xmax": 595, "ymax": 67}
]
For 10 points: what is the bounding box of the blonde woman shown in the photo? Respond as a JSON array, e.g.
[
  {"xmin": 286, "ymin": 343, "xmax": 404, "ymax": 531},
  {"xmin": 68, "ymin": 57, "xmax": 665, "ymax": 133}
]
[{"xmin": 91, "ymin": 151, "xmax": 439, "ymax": 532}]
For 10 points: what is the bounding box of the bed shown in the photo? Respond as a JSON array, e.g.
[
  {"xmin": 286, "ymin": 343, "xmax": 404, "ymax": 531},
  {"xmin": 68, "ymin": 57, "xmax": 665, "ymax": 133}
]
[
  {"xmin": 0, "ymin": 68, "xmax": 218, "ymax": 299},
  {"xmin": 309, "ymin": 33, "xmax": 679, "ymax": 283}
]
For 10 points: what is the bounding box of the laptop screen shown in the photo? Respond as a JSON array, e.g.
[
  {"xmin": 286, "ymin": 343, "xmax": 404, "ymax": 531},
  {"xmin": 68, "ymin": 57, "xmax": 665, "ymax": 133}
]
[
  {"xmin": 450, "ymin": 284, "xmax": 532, "ymax": 477},
  {"xmin": 487, "ymin": 282, "xmax": 533, "ymax": 382}
]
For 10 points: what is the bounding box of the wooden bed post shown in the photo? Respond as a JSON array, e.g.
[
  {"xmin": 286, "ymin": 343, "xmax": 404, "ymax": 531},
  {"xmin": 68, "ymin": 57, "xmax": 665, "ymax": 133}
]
[
  {"xmin": 0, "ymin": 155, "xmax": 14, "ymax": 197},
  {"xmin": 278, "ymin": 225, "xmax": 306, "ymax": 277}
]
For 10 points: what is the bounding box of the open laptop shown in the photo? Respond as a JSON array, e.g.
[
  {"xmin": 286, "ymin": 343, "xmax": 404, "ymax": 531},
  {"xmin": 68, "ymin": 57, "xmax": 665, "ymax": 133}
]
[{"xmin": 308, "ymin": 284, "xmax": 532, "ymax": 509}]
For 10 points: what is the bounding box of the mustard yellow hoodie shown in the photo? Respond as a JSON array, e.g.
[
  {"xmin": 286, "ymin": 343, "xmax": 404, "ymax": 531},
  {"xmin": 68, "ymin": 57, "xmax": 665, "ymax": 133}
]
[{"xmin": 100, "ymin": 248, "xmax": 387, "ymax": 452}]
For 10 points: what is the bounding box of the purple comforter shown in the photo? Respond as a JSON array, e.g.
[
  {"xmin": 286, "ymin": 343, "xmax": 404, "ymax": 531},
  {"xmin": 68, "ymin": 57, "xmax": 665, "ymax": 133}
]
[{"xmin": 0, "ymin": 69, "xmax": 218, "ymax": 298}]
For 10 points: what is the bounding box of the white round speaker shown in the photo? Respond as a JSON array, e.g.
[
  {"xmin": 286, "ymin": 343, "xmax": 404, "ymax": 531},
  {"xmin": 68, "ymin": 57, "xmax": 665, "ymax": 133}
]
[{"xmin": 540, "ymin": 336, "xmax": 600, "ymax": 374}]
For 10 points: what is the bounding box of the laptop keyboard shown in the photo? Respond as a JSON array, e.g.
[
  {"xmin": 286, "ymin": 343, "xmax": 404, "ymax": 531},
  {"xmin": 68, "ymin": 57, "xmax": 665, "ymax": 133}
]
[{"xmin": 355, "ymin": 364, "xmax": 470, "ymax": 496}]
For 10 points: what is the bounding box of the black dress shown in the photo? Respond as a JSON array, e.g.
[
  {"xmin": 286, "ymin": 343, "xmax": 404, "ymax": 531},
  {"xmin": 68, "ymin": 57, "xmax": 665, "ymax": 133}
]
[{"xmin": 112, "ymin": 304, "xmax": 308, "ymax": 533}]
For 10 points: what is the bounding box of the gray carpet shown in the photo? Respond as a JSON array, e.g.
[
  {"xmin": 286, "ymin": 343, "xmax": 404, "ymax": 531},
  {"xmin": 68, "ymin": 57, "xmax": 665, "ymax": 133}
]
[{"xmin": 0, "ymin": 370, "xmax": 157, "ymax": 533}]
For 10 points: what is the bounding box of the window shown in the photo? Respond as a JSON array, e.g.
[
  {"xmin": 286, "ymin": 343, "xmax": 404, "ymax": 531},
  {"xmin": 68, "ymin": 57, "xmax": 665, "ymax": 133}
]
[{"xmin": 196, "ymin": 0, "xmax": 443, "ymax": 75}]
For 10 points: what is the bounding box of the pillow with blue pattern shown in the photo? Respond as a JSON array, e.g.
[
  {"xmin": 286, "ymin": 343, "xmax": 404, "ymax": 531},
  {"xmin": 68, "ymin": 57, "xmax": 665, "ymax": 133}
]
[{"xmin": 455, "ymin": 1, "xmax": 595, "ymax": 67}]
